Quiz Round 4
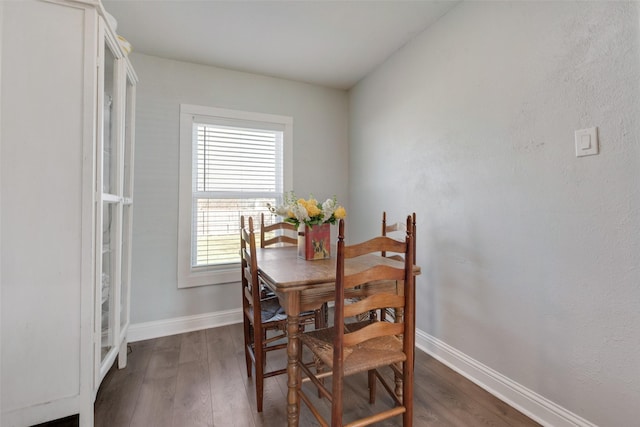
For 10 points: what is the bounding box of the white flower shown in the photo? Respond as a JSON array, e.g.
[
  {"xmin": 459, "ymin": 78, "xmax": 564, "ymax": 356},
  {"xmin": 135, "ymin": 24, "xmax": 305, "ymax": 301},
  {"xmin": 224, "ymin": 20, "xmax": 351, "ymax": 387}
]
[
  {"xmin": 321, "ymin": 198, "xmax": 336, "ymax": 223},
  {"xmin": 291, "ymin": 203, "xmax": 310, "ymax": 224},
  {"xmin": 267, "ymin": 202, "xmax": 289, "ymax": 217},
  {"xmin": 275, "ymin": 205, "xmax": 289, "ymax": 216}
]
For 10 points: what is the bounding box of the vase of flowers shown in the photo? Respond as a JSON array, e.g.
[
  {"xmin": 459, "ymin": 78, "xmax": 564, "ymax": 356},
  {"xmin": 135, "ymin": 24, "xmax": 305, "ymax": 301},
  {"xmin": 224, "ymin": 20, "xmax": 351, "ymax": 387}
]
[{"xmin": 268, "ymin": 192, "xmax": 346, "ymax": 260}]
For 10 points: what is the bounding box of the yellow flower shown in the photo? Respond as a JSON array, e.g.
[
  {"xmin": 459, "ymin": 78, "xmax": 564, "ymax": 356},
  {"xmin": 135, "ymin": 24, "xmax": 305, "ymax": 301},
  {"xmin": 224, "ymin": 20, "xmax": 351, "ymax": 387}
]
[
  {"xmin": 334, "ymin": 206, "xmax": 346, "ymax": 219},
  {"xmin": 306, "ymin": 201, "xmax": 321, "ymax": 217}
]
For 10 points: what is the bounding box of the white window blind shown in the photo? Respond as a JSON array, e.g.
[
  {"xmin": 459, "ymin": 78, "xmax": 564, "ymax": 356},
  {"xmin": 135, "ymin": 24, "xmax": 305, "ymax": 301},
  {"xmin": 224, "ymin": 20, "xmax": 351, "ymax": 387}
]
[{"xmin": 192, "ymin": 123, "xmax": 283, "ymax": 267}]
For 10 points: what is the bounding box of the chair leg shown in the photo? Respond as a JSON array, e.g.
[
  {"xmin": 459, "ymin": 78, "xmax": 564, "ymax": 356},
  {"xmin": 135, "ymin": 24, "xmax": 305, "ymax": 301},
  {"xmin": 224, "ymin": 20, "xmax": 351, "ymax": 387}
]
[
  {"xmin": 402, "ymin": 387, "xmax": 413, "ymax": 426},
  {"xmin": 315, "ymin": 303, "xmax": 328, "ymax": 329},
  {"xmin": 331, "ymin": 371, "xmax": 344, "ymax": 427},
  {"xmin": 243, "ymin": 317, "xmax": 252, "ymax": 378},
  {"xmin": 262, "ymin": 330, "xmax": 269, "ymax": 371},
  {"xmin": 314, "ymin": 355, "xmax": 324, "ymax": 399},
  {"xmin": 256, "ymin": 372, "xmax": 264, "ymax": 413},
  {"xmin": 403, "ymin": 362, "xmax": 413, "ymax": 426},
  {"xmin": 255, "ymin": 328, "xmax": 264, "ymax": 412},
  {"xmin": 395, "ymin": 362, "xmax": 403, "ymax": 402},
  {"xmin": 368, "ymin": 369, "xmax": 376, "ymax": 404}
]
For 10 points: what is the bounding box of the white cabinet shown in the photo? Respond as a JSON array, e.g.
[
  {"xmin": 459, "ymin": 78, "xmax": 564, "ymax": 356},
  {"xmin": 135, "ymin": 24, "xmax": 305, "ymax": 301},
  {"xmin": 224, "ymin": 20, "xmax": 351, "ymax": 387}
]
[{"xmin": 0, "ymin": 1, "xmax": 137, "ymax": 425}]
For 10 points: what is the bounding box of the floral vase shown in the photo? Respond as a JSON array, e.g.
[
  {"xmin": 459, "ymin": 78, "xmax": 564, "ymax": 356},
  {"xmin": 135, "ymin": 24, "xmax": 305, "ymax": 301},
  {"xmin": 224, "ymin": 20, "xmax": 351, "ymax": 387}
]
[{"xmin": 297, "ymin": 223, "xmax": 331, "ymax": 260}]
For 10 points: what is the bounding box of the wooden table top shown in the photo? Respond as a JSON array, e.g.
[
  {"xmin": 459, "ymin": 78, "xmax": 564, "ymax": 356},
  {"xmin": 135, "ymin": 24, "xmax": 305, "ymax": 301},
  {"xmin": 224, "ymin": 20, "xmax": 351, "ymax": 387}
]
[{"xmin": 255, "ymin": 246, "xmax": 420, "ymax": 293}]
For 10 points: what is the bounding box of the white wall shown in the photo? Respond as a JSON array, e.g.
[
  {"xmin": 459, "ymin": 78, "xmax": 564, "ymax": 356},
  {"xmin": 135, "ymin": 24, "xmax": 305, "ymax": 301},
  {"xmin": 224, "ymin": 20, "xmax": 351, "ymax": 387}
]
[
  {"xmin": 129, "ymin": 53, "xmax": 349, "ymax": 324},
  {"xmin": 349, "ymin": 2, "xmax": 640, "ymax": 426}
]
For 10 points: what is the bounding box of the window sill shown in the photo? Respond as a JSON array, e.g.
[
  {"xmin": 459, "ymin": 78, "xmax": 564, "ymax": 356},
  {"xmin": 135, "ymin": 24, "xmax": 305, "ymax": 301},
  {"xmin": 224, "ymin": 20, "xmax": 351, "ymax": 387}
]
[{"xmin": 177, "ymin": 265, "xmax": 239, "ymax": 288}]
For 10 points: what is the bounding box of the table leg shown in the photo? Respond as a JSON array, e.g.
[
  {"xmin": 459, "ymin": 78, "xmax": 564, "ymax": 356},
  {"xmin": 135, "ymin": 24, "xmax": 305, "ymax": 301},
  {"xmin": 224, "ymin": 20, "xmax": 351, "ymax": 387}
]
[{"xmin": 286, "ymin": 293, "xmax": 301, "ymax": 427}]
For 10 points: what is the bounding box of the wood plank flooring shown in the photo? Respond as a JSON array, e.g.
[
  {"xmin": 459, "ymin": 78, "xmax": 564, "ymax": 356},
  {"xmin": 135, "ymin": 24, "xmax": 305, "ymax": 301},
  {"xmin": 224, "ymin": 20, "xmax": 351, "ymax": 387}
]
[{"xmin": 94, "ymin": 323, "xmax": 541, "ymax": 427}]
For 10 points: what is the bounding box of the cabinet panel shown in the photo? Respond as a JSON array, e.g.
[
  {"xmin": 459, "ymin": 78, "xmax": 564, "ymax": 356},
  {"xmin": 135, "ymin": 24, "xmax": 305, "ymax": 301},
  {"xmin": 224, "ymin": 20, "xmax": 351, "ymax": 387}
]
[{"xmin": 1, "ymin": 0, "xmax": 89, "ymax": 423}]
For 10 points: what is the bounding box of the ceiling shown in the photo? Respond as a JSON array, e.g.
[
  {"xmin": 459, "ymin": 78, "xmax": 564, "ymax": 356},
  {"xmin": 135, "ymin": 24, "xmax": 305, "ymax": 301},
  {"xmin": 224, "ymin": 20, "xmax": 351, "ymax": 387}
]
[{"xmin": 102, "ymin": 0, "xmax": 458, "ymax": 90}]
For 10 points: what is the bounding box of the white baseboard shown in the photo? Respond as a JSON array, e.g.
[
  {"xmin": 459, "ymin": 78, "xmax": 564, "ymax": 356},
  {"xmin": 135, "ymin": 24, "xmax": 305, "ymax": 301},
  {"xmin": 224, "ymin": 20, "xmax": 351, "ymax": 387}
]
[
  {"xmin": 415, "ymin": 329, "xmax": 597, "ymax": 427},
  {"xmin": 128, "ymin": 308, "xmax": 243, "ymax": 342}
]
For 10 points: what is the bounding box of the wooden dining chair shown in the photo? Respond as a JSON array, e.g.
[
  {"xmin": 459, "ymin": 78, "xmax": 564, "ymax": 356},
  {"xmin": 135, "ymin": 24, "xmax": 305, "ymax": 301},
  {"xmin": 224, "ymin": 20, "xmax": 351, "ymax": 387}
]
[
  {"xmin": 241, "ymin": 215, "xmax": 320, "ymax": 412},
  {"xmin": 298, "ymin": 217, "xmax": 416, "ymax": 427},
  {"xmin": 240, "ymin": 216, "xmax": 288, "ymax": 412},
  {"xmin": 260, "ymin": 213, "xmax": 328, "ymax": 329}
]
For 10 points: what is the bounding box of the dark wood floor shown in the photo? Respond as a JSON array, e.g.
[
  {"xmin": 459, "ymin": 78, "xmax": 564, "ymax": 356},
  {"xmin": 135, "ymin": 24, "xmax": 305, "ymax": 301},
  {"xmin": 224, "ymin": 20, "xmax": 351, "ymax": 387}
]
[{"xmin": 94, "ymin": 323, "xmax": 540, "ymax": 426}]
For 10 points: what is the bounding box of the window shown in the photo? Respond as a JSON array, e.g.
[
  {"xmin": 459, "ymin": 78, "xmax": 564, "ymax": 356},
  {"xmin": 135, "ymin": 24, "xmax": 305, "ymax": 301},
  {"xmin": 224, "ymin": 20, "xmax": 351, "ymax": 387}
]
[{"xmin": 178, "ymin": 105, "xmax": 292, "ymax": 287}]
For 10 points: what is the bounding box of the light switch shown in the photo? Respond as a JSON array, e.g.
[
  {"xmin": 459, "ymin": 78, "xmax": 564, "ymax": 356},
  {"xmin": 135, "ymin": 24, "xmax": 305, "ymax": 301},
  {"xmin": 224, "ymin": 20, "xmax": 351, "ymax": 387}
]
[{"xmin": 575, "ymin": 127, "xmax": 598, "ymax": 157}]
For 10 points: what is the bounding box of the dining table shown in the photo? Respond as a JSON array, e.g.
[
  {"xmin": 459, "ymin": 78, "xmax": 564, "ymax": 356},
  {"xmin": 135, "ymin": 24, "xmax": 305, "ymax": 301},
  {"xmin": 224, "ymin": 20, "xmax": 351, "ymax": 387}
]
[{"xmin": 255, "ymin": 245, "xmax": 420, "ymax": 427}]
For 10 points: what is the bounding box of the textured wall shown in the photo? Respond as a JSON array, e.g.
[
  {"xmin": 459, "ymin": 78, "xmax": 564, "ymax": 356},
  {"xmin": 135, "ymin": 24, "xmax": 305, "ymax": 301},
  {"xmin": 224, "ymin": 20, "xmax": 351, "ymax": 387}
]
[
  {"xmin": 349, "ymin": 2, "xmax": 640, "ymax": 425},
  {"xmin": 129, "ymin": 53, "xmax": 349, "ymax": 323}
]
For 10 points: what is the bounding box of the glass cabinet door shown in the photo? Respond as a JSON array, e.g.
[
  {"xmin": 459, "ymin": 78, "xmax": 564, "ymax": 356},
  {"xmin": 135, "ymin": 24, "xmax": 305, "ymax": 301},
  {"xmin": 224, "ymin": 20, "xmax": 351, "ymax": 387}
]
[
  {"xmin": 120, "ymin": 70, "xmax": 135, "ymax": 337},
  {"xmin": 103, "ymin": 43, "xmax": 117, "ymax": 196},
  {"xmin": 123, "ymin": 73, "xmax": 135, "ymax": 201},
  {"xmin": 120, "ymin": 204, "xmax": 132, "ymax": 332},
  {"xmin": 100, "ymin": 37, "xmax": 118, "ymax": 367},
  {"xmin": 95, "ymin": 15, "xmax": 137, "ymax": 392},
  {"xmin": 101, "ymin": 202, "xmax": 117, "ymax": 361}
]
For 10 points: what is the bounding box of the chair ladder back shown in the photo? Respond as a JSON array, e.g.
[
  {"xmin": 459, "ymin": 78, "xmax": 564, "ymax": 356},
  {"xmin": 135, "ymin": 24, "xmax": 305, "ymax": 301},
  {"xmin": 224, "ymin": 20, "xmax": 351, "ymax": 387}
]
[
  {"xmin": 241, "ymin": 217, "xmax": 262, "ymax": 327},
  {"xmin": 343, "ymin": 264, "xmax": 405, "ymax": 289},
  {"xmin": 260, "ymin": 212, "xmax": 297, "ymax": 248},
  {"xmin": 343, "ymin": 321, "xmax": 405, "ymax": 348},
  {"xmin": 299, "ymin": 215, "xmax": 416, "ymax": 426},
  {"xmin": 240, "ymin": 216, "xmax": 251, "ymax": 315},
  {"xmin": 343, "ymin": 293, "xmax": 405, "ymax": 318},
  {"xmin": 260, "ymin": 214, "xmax": 326, "ymax": 330}
]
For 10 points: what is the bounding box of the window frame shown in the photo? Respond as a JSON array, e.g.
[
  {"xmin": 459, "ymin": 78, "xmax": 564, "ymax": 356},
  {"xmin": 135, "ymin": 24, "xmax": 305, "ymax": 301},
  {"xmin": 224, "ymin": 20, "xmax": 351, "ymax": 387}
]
[{"xmin": 178, "ymin": 104, "xmax": 293, "ymax": 288}]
